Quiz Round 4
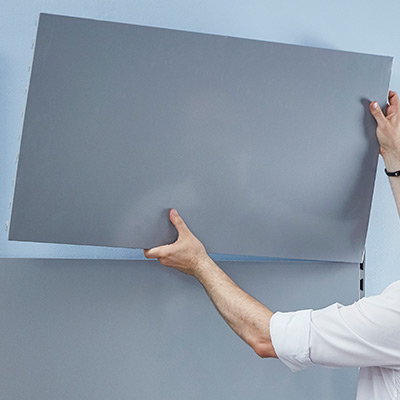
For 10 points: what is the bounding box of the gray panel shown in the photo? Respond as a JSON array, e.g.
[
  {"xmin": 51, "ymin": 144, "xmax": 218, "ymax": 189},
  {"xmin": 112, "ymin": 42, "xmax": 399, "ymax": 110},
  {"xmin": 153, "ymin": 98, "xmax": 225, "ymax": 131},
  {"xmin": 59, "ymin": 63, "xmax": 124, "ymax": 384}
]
[
  {"xmin": 9, "ymin": 13, "xmax": 392, "ymax": 262},
  {"xmin": 0, "ymin": 258, "xmax": 359, "ymax": 400}
]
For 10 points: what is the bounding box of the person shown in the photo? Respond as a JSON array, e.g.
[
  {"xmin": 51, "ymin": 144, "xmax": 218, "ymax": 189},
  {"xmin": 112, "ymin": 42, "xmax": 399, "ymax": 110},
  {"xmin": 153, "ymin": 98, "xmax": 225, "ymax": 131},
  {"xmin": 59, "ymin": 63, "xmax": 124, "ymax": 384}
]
[{"xmin": 144, "ymin": 91, "xmax": 400, "ymax": 400}]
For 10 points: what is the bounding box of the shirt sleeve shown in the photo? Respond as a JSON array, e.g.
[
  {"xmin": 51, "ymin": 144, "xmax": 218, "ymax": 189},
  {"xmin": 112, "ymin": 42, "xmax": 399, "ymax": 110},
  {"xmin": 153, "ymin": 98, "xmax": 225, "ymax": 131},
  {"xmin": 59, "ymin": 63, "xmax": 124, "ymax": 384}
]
[
  {"xmin": 270, "ymin": 281, "xmax": 400, "ymax": 371},
  {"xmin": 270, "ymin": 309, "xmax": 313, "ymax": 372}
]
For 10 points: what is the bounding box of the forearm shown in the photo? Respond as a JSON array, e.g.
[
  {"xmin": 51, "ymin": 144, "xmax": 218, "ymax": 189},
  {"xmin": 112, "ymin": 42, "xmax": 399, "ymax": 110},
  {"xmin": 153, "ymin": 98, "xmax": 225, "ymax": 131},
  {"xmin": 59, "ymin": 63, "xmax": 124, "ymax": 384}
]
[
  {"xmin": 383, "ymin": 152, "xmax": 400, "ymax": 217},
  {"xmin": 144, "ymin": 209, "xmax": 277, "ymax": 358},
  {"xmin": 370, "ymin": 92, "xmax": 400, "ymax": 216},
  {"xmin": 194, "ymin": 257, "xmax": 277, "ymax": 358}
]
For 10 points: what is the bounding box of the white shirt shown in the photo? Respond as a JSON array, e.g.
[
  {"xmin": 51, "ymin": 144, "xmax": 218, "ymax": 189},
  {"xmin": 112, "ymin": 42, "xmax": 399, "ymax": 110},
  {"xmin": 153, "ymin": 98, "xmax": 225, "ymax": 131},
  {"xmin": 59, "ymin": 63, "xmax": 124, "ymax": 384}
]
[{"xmin": 270, "ymin": 280, "xmax": 400, "ymax": 400}]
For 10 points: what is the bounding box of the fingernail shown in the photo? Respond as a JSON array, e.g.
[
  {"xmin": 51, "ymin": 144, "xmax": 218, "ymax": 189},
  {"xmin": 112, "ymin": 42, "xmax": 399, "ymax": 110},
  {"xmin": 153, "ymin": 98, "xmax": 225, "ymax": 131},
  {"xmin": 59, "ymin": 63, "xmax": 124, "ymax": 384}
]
[
  {"xmin": 372, "ymin": 102, "xmax": 378, "ymax": 109},
  {"xmin": 171, "ymin": 209, "xmax": 178, "ymax": 217}
]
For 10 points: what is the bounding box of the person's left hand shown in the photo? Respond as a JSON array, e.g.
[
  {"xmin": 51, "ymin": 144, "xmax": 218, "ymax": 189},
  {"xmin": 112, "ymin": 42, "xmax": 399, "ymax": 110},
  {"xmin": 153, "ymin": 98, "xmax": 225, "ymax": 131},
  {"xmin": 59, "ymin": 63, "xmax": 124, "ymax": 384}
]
[{"xmin": 143, "ymin": 209, "xmax": 210, "ymax": 276}]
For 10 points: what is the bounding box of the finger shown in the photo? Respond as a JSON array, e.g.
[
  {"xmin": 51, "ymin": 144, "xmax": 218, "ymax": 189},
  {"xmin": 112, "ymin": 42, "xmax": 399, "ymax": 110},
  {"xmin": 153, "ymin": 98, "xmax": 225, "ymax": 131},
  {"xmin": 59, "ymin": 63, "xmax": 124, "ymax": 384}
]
[
  {"xmin": 388, "ymin": 91, "xmax": 399, "ymax": 107},
  {"xmin": 369, "ymin": 101, "xmax": 386, "ymax": 125},
  {"xmin": 170, "ymin": 209, "xmax": 191, "ymax": 237},
  {"xmin": 143, "ymin": 245, "xmax": 168, "ymax": 259},
  {"xmin": 387, "ymin": 91, "xmax": 400, "ymax": 117}
]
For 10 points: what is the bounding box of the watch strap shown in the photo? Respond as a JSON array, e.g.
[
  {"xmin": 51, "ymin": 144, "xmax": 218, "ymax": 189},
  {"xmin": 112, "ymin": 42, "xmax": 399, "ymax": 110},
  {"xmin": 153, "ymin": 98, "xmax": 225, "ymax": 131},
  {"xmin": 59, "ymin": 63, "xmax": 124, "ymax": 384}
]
[{"xmin": 385, "ymin": 168, "xmax": 400, "ymax": 177}]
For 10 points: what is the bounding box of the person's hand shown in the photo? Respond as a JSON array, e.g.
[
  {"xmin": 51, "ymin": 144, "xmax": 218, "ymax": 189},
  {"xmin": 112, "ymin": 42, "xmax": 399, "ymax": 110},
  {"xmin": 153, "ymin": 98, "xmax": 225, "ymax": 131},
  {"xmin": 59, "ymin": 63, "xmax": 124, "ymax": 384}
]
[
  {"xmin": 144, "ymin": 209, "xmax": 210, "ymax": 276},
  {"xmin": 370, "ymin": 91, "xmax": 400, "ymax": 169}
]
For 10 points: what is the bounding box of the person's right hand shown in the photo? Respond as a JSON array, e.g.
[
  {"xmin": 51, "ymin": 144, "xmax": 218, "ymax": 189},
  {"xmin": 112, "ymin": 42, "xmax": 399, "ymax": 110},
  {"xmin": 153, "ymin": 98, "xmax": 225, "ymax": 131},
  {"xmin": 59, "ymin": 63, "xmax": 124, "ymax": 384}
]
[{"xmin": 370, "ymin": 91, "xmax": 400, "ymax": 170}]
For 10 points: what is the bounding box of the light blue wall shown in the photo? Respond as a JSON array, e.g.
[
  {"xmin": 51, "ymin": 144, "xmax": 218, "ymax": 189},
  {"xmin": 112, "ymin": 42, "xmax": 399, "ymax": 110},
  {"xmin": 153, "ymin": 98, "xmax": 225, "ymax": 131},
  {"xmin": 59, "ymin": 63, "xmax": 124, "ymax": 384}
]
[{"xmin": 1, "ymin": 0, "xmax": 400, "ymax": 294}]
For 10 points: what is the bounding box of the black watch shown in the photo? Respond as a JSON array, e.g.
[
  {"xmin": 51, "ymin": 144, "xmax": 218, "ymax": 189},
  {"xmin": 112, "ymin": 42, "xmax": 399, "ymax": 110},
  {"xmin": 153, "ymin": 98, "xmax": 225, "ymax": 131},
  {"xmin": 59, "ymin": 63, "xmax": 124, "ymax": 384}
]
[{"xmin": 384, "ymin": 168, "xmax": 400, "ymax": 177}]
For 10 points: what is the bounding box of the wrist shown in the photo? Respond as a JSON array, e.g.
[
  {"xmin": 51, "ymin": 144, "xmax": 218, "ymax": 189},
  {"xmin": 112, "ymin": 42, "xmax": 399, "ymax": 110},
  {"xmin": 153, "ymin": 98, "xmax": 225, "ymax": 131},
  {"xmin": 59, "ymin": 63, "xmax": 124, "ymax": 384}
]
[
  {"xmin": 382, "ymin": 151, "xmax": 400, "ymax": 172},
  {"xmin": 381, "ymin": 144, "xmax": 400, "ymax": 169},
  {"xmin": 194, "ymin": 256, "xmax": 216, "ymax": 281}
]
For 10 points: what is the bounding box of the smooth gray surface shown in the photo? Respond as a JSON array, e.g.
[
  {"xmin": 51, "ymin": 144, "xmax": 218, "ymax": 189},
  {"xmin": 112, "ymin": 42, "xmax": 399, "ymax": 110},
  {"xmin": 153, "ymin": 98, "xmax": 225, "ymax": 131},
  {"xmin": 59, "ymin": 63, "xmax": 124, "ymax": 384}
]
[
  {"xmin": 9, "ymin": 13, "xmax": 392, "ymax": 262},
  {"xmin": 0, "ymin": 258, "xmax": 359, "ymax": 400}
]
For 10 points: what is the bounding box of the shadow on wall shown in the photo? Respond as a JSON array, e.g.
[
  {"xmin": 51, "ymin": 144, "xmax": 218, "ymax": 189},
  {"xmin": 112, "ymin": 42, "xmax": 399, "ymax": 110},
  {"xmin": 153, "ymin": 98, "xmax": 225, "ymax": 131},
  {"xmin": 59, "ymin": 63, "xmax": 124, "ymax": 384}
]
[
  {"xmin": 0, "ymin": 54, "xmax": 9, "ymax": 177},
  {"xmin": 0, "ymin": 54, "xmax": 13, "ymax": 232},
  {"xmin": 296, "ymin": 34, "xmax": 338, "ymax": 51}
]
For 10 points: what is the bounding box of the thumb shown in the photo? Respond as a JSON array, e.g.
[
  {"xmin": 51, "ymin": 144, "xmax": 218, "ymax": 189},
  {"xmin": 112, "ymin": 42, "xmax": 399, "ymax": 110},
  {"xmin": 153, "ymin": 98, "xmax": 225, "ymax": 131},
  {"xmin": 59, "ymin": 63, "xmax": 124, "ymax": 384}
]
[
  {"xmin": 370, "ymin": 101, "xmax": 386, "ymax": 125},
  {"xmin": 170, "ymin": 209, "xmax": 190, "ymax": 236}
]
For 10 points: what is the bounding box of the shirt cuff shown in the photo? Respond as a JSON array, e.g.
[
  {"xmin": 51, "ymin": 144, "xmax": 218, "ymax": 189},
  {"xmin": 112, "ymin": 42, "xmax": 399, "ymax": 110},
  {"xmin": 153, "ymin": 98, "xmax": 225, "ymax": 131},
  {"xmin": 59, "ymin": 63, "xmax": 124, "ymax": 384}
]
[{"xmin": 270, "ymin": 309, "xmax": 313, "ymax": 372}]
